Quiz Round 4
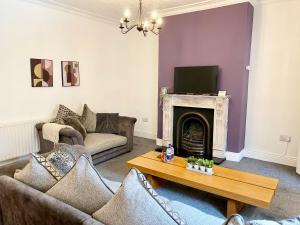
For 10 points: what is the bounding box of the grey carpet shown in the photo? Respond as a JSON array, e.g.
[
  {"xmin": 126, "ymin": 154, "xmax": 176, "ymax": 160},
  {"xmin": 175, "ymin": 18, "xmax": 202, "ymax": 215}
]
[{"xmin": 96, "ymin": 137, "xmax": 300, "ymax": 222}]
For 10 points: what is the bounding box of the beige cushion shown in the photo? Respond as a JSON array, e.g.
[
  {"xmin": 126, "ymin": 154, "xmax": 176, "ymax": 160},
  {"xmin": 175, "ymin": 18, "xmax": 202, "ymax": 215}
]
[
  {"xmin": 14, "ymin": 154, "xmax": 60, "ymax": 192},
  {"xmin": 47, "ymin": 155, "xmax": 114, "ymax": 214},
  {"xmin": 84, "ymin": 133, "xmax": 127, "ymax": 155}
]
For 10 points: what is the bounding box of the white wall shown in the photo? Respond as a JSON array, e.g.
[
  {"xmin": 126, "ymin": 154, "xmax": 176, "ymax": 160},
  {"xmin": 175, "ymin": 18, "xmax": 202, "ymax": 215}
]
[
  {"xmin": 0, "ymin": 0, "xmax": 158, "ymax": 141},
  {"xmin": 244, "ymin": 0, "xmax": 300, "ymax": 166}
]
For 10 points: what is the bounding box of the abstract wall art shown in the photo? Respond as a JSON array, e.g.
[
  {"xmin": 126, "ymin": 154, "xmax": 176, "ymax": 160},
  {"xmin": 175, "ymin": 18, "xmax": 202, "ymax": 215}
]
[
  {"xmin": 61, "ymin": 61, "xmax": 80, "ymax": 87},
  {"xmin": 30, "ymin": 58, "xmax": 53, "ymax": 87}
]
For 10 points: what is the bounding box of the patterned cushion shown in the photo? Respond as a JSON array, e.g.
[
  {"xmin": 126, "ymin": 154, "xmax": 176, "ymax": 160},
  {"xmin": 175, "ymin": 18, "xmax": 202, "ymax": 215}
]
[
  {"xmin": 92, "ymin": 168, "xmax": 187, "ymax": 225},
  {"xmin": 95, "ymin": 113, "xmax": 119, "ymax": 134},
  {"xmin": 223, "ymin": 214, "xmax": 245, "ymax": 225},
  {"xmin": 63, "ymin": 116, "xmax": 87, "ymax": 140},
  {"xmin": 81, "ymin": 104, "xmax": 97, "ymax": 133},
  {"xmin": 46, "ymin": 155, "xmax": 114, "ymax": 214},
  {"xmin": 46, "ymin": 143, "xmax": 87, "ymax": 176},
  {"xmin": 14, "ymin": 153, "xmax": 61, "ymax": 192},
  {"xmin": 53, "ymin": 104, "xmax": 80, "ymax": 124}
]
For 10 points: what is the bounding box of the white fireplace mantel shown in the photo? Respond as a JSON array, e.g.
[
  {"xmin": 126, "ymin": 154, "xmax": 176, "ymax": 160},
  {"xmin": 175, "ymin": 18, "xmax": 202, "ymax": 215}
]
[{"xmin": 162, "ymin": 94, "xmax": 229, "ymax": 158}]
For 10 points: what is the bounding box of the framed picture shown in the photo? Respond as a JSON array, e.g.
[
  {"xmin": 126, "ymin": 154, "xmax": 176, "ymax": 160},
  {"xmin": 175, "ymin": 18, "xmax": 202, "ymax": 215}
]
[
  {"xmin": 30, "ymin": 58, "xmax": 53, "ymax": 87},
  {"xmin": 61, "ymin": 61, "xmax": 80, "ymax": 87}
]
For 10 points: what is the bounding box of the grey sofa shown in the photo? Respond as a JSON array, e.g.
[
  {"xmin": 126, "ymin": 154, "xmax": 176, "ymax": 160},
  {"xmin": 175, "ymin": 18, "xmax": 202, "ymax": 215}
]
[
  {"xmin": 1, "ymin": 175, "xmax": 300, "ymax": 225},
  {"xmin": 0, "ymin": 174, "xmax": 227, "ymax": 225},
  {"xmin": 36, "ymin": 116, "xmax": 137, "ymax": 164}
]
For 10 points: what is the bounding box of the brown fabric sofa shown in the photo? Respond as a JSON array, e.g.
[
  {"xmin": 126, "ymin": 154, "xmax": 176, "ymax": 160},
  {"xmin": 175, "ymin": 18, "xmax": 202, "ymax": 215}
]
[{"xmin": 36, "ymin": 116, "xmax": 137, "ymax": 165}]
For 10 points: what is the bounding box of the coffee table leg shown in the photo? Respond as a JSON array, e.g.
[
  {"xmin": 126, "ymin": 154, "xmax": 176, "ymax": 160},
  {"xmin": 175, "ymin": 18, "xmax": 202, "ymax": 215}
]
[
  {"xmin": 145, "ymin": 175, "xmax": 167, "ymax": 189},
  {"xmin": 227, "ymin": 199, "xmax": 245, "ymax": 218}
]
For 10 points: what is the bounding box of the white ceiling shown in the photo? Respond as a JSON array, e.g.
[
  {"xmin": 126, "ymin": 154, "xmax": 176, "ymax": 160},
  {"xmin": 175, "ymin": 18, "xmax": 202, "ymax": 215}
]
[{"xmin": 35, "ymin": 0, "xmax": 254, "ymax": 22}]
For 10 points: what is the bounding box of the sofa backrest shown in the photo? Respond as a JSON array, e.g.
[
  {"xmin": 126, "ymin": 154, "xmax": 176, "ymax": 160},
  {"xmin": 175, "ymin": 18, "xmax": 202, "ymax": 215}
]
[{"xmin": 0, "ymin": 176, "xmax": 104, "ymax": 225}]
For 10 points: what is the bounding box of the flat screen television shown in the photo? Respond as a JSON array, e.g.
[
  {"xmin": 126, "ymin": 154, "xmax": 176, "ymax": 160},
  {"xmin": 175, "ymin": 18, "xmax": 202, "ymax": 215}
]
[{"xmin": 174, "ymin": 66, "xmax": 219, "ymax": 94}]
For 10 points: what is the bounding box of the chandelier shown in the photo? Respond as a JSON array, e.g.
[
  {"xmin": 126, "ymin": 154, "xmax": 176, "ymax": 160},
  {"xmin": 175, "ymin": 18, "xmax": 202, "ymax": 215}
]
[{"xmin": 119, "ymin": 0, "xmax": 163, "ymax": 36}]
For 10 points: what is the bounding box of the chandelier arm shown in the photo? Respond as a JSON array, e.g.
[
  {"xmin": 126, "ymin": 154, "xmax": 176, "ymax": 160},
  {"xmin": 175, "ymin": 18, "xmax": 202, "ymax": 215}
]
[
  {"xmin": 150, "ymin": 29, "xmax": 159, "ymax": 35},
  {"xmin": 121, "ymin": 24, "xmax": 138, "ymax": 34},
  {"xmin": 125, "ymin": 21, "xmax": 132, "ymax": 30},
  {"xmin": 143, "ymin": 30, "xmax": 147, "ymax": 37}
]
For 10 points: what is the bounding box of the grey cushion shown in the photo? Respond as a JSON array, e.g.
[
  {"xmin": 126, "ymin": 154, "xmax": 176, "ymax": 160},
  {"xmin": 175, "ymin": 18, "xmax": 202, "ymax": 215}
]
[
  {"xmin": 95, "ymin": 113, "xmax": 119, "ymax": 134},
  {"xmin": 84, "ymin": 133, "xmax": 127, "ymax": 155},
  {"xmin": 53, "ymin": 104, "xmax": 80, "ymax": 124},
  {"xmin": 101, "ymin": 177, "xmax": 121, "ymax": 193},
  {"xmin": 46, "ymin": 143, "xmax": 87, "ymax": 176},
  {"xmin": 46, "ymin": 155, "xmax": 114, "ymax": 214},
  {"xmin": 63, "ymin": 116, "xmax": 87, "ymax": 140},
  {"xmin": 81, "ymin": 104, "xmax": 97, "ymax": 133},
  {"xmin": 14, "ymin": 154, "xmax": 60, "ymax": 192},
  {"xmin": 247, "ymin": 216, "xmax": 300, "ymax": 225},
  {"xmin": 93, "ymin": 168, "xmax": 187, "ymax": 225},
  {"xmin": 224, "ymin": 214, "xmax": 245, "ymax": 225}
]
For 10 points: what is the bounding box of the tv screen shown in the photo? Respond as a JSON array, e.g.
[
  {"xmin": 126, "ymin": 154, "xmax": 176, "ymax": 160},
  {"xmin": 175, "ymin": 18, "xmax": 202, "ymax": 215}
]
[{"xmin": 174, "ymin": 66, "xmax": 219, "ymax": 94}]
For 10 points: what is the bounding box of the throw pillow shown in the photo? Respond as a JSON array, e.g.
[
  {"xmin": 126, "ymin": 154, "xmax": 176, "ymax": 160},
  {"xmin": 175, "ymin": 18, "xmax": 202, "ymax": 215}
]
[
  {"xmin": 46, "ymin": 155, "xmax": 114, "ymax": 214},
  {"xmin": 96, "ymin": 113, "xmax": 119, "ymax": 134},
  {"xmin": 63, "ymin": 116, "xmax": 87, "ymax": 140},
  {"xmin": 81, "ymin": 104, "xmax": 97, "ymax": 133},
  {"xmin": 53, "ymin": 104, "xmax": 80, "ymax": 124},
  {"xmin": 14, "ymin": 153, "xmax": 62, "ymax": 192},
  {"xmin": 223, "ymin": 214, "xmax": 245, "ymax": 225},
  {"xmin": 92, "ymin": 168, "xmax": 187, "ymax": 225},
  {"xmin": 46, "ymin": 143, "xmax": 89, "ymax": 176},
  {"xmin": 81, "ymin": 104, "xmax": 119, "ymax": 134}
]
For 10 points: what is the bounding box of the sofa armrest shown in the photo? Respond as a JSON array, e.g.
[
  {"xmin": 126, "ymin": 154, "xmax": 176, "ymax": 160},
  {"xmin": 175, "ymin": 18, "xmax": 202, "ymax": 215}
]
[
  {"xmin": 0, "ymin": 176, "xmax": 103, "ymax": 225},
  {"xmin": 59, "ymin": 128, "xmax": 84, "ymax": 146},
  {"xmin": 36, "ymin": 123, "xmax": 84, "ymax": 154},
  {"xmin": 118, "ymin": 116, "xmax": 137, "ymax": 151}
]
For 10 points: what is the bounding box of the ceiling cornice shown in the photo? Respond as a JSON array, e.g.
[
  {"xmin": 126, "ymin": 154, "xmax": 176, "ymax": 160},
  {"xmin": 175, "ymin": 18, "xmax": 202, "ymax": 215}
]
[
  {"xmin": 21, "ymin": 0, "xmax": 291, "ymax": 24},
  {"xmin": 158, "ymin": 0, "xmax": 258, "ymax": 17},
  {"xmin": 21, "ymin": 0, "xmax": 116, "ymax": 24}
]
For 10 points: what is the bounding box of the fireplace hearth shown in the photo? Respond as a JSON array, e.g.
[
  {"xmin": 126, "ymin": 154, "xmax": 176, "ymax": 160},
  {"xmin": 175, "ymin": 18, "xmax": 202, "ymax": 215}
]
[{"xmin": 173, "ymin": 106, "xmax": 214, "ymax": 159}]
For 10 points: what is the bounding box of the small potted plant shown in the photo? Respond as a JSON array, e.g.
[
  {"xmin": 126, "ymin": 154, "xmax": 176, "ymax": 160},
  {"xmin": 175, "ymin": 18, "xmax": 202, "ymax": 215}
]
[
  {"xmin": 186, "ymin": 156, "xmax": 197, "ymax": 169},
  {"xmin": 206, "ymin": 160, "xmax": 214, "ymax": 173},
  {"xmin": 199, "ymin": 159, "xmax": 206, "ymax": 172},
  {"xmin": 194, "ymin": 159, "xmax": 200, "ymax": 170}
]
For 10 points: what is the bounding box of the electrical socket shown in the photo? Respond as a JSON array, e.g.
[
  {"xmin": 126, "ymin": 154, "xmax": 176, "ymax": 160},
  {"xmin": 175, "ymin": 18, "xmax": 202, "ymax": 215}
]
[
  {"xmin": 280, "ymin": 135, "xmax": 291, "ymax": 143},
  {"xmin": 142, "ymin": 118, "xmax": 149, "ymax": 122}
]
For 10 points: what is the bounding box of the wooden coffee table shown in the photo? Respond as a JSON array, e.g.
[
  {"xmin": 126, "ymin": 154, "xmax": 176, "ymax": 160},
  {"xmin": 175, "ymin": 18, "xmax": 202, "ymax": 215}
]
[{"xmin": 127, "ymin": 151, "xmax": 279, "ymax": 218}]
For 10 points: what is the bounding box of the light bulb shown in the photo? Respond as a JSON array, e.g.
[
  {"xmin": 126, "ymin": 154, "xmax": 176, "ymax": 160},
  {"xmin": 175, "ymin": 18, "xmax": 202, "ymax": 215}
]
[
  {"xmin": 157, "ymin": 18, "xmax": 163, "ymax": 26},
  {"xmin": 144, "ymin": 21, "xmax": 149, "ymax": 29},
  {"xmin": 152, "ymin": 11, "xmax": 157, "ymax": 19},
  {"xmin": 124, "ymin": 9, "xmax": 131, "ymax": 18},
  {"xmin": 120, "ymin": 18, "xmax": 124, "ymax": 23}
]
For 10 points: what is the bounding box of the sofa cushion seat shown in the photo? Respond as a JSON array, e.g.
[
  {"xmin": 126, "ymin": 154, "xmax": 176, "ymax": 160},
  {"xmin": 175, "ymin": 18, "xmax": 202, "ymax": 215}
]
[{"xmin": 84, "ymin": 133, "xmax": 127, "ymax": 155}]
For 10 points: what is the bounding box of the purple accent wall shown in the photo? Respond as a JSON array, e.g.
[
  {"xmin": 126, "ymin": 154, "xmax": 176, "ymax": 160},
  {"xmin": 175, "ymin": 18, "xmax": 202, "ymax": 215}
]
[{"xmin": 157, "ymin": 3, "xmax": 253, "ymax": 153}]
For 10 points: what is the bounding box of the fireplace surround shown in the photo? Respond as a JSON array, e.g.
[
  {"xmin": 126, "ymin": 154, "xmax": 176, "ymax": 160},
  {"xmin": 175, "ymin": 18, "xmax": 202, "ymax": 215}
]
[{"xmin": 162, "ymin": 94, "xmax": 229, "ymax": 159}]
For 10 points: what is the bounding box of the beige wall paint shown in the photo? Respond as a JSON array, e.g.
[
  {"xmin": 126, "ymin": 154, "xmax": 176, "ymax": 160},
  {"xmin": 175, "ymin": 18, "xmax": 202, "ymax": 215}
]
[
  {"xmin": 0, "ymin": 0, "xmax": 158, "ymax": 139},
  {"xmin": 244, "ymin": 0, "xmax": 300, "ymax": 166}
]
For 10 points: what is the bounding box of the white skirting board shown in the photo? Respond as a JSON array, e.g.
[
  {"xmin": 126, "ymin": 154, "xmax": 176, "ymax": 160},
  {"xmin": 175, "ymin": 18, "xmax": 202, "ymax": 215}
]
[
  {"xmin": 225, "ymin": 150, "xmax": 245, "ymax": 162},
  {"xmin": 134, "ymin": 130, "xmax": 156, "ymax": 140},
  {"xmin": 156, "ymin": 137, "xmax": 297, "ymax": 167}
]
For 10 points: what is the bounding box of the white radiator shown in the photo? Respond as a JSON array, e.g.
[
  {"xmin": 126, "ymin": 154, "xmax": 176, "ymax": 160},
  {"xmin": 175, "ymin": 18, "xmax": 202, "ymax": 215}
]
[{"xmin": 0, "ymin": 120, "xmax": 41, "ymax": 162}]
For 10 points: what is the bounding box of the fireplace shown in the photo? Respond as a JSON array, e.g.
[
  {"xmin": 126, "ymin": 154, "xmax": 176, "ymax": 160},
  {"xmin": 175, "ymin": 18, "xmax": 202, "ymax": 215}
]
[
  {"xmin": 162, "ymin": 94, "xmax": 229, "ymax": 159},
  {"xmin": 173, "ymin": 106, "xmax": 214, "ymax": 159}
]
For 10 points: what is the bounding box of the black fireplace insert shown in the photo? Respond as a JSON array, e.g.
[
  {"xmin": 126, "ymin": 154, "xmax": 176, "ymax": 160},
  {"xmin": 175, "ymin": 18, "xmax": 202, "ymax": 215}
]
[{"xmin": 173, "ymin": 106, "xmax": 214, "ymax": 159}]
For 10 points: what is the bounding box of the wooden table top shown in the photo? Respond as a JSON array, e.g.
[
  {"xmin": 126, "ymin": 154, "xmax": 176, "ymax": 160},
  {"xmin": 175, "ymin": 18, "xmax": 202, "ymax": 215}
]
[{"xmin": 127, "ymin": 151, "xmax": 279, "ymax": 209}]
